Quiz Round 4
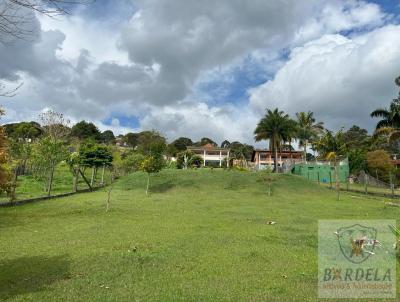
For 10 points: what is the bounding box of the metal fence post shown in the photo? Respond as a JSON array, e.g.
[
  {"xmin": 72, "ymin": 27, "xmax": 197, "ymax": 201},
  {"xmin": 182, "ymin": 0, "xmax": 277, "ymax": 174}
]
[{"xmin": 329, "ymin": 171, "xmax": 332, "ymax": 189}]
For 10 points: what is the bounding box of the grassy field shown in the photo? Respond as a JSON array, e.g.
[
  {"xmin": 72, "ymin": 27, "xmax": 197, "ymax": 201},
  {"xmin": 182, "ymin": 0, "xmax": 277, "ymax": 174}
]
[
  {"xmin": 0, "ymin": 169, "xmax": 399, "ymax": 301},
  {"xmin": 0, "ymin": 163, "xmax": 111, "ymax": 202}
]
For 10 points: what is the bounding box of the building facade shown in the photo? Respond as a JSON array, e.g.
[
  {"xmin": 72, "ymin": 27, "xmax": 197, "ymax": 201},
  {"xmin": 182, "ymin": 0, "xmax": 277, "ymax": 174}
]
[
  {"xmin": 251, "ymin": 149, "xmax": 303, "ymax": 170},
  {"xmin": 187, "ymin": 144, "xmax": 230, "ymax": 167}
]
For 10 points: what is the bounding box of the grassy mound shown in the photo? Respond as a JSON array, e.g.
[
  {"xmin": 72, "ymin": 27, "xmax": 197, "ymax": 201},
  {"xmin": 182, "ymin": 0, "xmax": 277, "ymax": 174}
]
[{"xmin": 0, "ymin": 169, "xmax": 398, "ymax": 301}]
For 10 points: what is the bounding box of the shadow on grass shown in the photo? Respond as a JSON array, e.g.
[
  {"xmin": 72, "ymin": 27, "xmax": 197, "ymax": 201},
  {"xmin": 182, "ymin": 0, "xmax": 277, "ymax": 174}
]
[
  {"xmin": 150, "ymin": 180, "xmax": 176, "ymax": 193},
  {"xmin": 0, "ymin": 255, "xmax": 70, "ymax": 300}
]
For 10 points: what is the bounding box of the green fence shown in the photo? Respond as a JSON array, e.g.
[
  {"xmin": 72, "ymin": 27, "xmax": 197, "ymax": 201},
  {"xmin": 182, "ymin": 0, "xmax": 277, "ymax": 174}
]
[{"xmin": 293, "ymin": 163, "xmax": 349, "ymax": 183}]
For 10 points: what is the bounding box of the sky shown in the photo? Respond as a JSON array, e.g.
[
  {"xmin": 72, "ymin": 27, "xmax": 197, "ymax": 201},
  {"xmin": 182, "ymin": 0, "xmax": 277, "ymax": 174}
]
[{"xmin": 1, "ymin": 0, "xmax": 400, "ymax": 147}]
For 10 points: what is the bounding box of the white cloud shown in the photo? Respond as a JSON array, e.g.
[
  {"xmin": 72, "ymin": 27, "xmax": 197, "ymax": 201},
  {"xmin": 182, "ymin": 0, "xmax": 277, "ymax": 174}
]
[
  {"xmin": 249, "ymin": 25, "xmax": 400, "ymax": 131},
  {"xmin": 0, "ymin": 0, "xmax": 396, "ymax": 144}
]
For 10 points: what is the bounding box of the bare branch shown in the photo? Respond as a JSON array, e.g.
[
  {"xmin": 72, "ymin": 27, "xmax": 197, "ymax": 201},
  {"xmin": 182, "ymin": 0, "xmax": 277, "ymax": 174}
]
[{"xmin": 0, "ymin": 82, "xmax": 23, "ymax": 97}]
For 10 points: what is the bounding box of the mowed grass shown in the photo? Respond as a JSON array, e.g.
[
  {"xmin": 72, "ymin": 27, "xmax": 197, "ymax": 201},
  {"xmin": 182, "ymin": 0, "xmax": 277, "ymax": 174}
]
[
  {"xmin": 0, "ymin": 163, "xmax": 111, "ymax": 202},
  {"xmin": 0, "ymin": 169, "xmax": 399, "ymax": 301}
]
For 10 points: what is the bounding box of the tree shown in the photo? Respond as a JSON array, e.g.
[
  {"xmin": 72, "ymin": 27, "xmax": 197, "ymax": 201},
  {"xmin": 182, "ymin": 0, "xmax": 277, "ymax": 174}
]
[
  {"xmin": 4, "ymin": 121, "xmax": 42, "ymax": 140},
  {"xmin": 124, "ymin": 132, "xmax": 140, "ymax": 149},
  {"xmin": 195, "ymin": 137, "xmax": 217, "ymax": 147},
  {"xmin": 0, "ymin": 110, "xmax": 11, "ymax": 196},
  {"xmin": 33, "ymin": 110, "xmax": 70, "ymax": 196},
  {"xmin": 100, "ymin": 130, "xmax": 115, "ymax": 145},
  {"xmin": 176, "ymin": 150, "xmax": 203, "ymax": 169},
  {"xmin": 8, "ymin": 138, "xmax": 32, "ymax": 196},
  {"xmin": 171, "ymin": 137, "xmax": 193, "ymax": 152},
  {"xmin": 366, "ymin": 150, "xmax": 393, "ymax": 183},
  {"xmin": 228, "ymin": 141, "xmax": 254, "ymax": 168},
  {"xmin": 32, "ymin": 136, "xmax": 68, "ymax": 196},
  {"xmin": 39, "ymin": 110, "xmax": 70, "ymax": 142},
  {"xmin": 140, "ymin": 155, "xmax": 165, "ymax": 195},
  {"xmin": 136, "ymin": 131, "xmax": 166, "ymax": 156},
  {"xmin": 315, "ymin": 130, "xmax": 347, "ymax": 200},
  {"xmin": 0, "ymin": 0, "xmax": 92, "ymax": 42},
  {"xmin": 371, "ymin": 76, "xmax": 400, "ymax": 142},
  {"xmin": 70, "ymin": 120, "xmax": 100, "ymax": 141},
  {"xmin": 296, "ymin": 111, "xmax": 324, "ymax": 162},
  {"xmin": 343, "ymin": 125, "xmax": 370, "ymax": 151},
  {"xmin": 254, "ymin": 108, "xmax": 297, "ymax": 172},
  {"xmin": 79, "ymin": 141, "xmax": 113, "ymax": 186},
  {"xmin": 0, "ymin": 1, "xmax": 91, "ymax": 96},
  {"xmin": 221, "ymin": 140, "xmax": 231, "ymax": 148}
]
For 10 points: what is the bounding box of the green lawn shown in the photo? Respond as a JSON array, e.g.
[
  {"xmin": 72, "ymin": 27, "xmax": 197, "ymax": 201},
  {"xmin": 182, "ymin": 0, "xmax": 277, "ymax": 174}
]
[
  {"xmin": 0, "ymin": 163, "xmax": 111, "ymax": 202},
  {"xmin": 0, "ymin": 169, "xmax": 399, "ymax": 301}
]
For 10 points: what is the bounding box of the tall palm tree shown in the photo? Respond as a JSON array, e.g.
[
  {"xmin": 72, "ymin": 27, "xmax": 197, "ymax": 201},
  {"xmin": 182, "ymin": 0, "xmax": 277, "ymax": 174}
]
[
  {"xmin": 254, "ymin": 108, "xmax": 297, "ymax": 172},
  {"xmin": 315, "ymin": 130, "xmax": 347, "ymax": 200},
  {"xmin": 371, "ymin": 76, "xmax": 400, "ymax": 141},
  {"xmin": 296, "ymin": 111, "xmax": 324, "ymax": 162}
]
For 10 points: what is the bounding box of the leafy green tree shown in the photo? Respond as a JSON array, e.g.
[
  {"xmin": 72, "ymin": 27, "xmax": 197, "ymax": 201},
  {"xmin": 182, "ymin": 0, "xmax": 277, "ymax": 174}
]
[
  {"xmin": 171, "ymin": 137, "xmax": 193, "ymax": 152},
  {"xmin": 79, "ymin": 141, "xmax": 113, "ymax": 186},
  {"xmin": 4, "ymin": 121, "xmax": 42, "ymax": 140},
  {"xmin": 195, "ymin": 137, "xmax": 217, "ymax": 147},
  {"xmin": 315, "ymin": 130, "xmax": 347, "ymax": 200},
  {"xmin": 176, "ymin": 150, "xmax": 203, "ymax": 169},
  {"xmin": 140, "ymin": 155, "xmax": 165, "ymax": 195},
  {"xmin": 366, "ymin": 150, "xmax": 393, "ymax": 183},
  {"xmin": 221, "ymin": 140, "xmax": 231, "ymax": 148},
  {"xmin": 32, "ymin": 137, "xmax": 68, "ymax": 196},
  {"xmin": 296, "ymin": 111, "xmax": 324, "ymax": 161},
  {"xmin": 100, "ymin": 130, "xmax": 115, "ymax": 145},
  {"xmin": 70, "ymin": 121, "xmax": 101, "ymax": 141},
  {"xmin": 229, "ymin": 141, "xmax": 254, "ymax": 167},
  {"xmin": 9, "ymin": 138, "xmax": 32, "ymax": 196},
  {"xmin": 136, "ymin": 131, "xmax": 166, "ymax": 156},
  {"xmin": 0, "ymin": 110, "xmax": 11, "ymax": 196},
  {"xmin": 371, "ymin": 76, "xmax": 400, "ymax": 141},
  {"xmin": 32, "ymin": 110, "xmax": 70, "ymax": 196},
  {"xmin": 125, "ymin": 132, "xmax": 139, "ymax": 149},
  {"xmin": 254, "ymin": 108, "xmax": 297, "ymax": 172},
  {"xmin": 121, "ymin": 152, "xmax": 145, "ymax": 173}
]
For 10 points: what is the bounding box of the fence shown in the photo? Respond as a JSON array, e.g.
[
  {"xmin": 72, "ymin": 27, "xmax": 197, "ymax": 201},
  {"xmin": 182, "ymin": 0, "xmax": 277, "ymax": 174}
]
[{"xmin": 305, "ymin": 169, "xmax": 400, "ymax": 199}]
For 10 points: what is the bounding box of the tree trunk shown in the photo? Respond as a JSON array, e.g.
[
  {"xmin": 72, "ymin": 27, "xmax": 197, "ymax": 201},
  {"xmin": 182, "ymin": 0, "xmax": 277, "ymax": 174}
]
[
  {"xmin": 335, "ymin": 160, "xmax": 340, "ymax": 201},
  {"xmin": 79, "ymin": 169, "xmax": 92, "ymax": 190},
  {"xmin": 303, "ymin": 140, "xmax": 307, "ymax": 163},
  {"xmin": 274, "ymin": 145, "xmax": 278, "ymax": 173},
  {"xmin": 146, "ymin": 173, "xmax": 150, "ymax": 195},
  {"xmin": 47, "ymin": 165, "xmax": 55, "ymax": 197},
  {"xmin": 101, "ymin": 164, "xmax": 105, "ymax": 185},
  {"xmin": 90, "ymin": 167, "xmax": 96, "ymax": 187},
  {"xmin": 73, "ymin": 166, "xmax": 79, "ymax": 192},
  {"xmin": 106, "ymin": 186, "xmax": 112, "ymax": 212}
]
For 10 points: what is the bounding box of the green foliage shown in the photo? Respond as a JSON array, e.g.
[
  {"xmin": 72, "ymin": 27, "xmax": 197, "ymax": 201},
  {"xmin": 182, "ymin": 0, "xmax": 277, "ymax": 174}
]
[
  {"xmin": 195, "ymin": 137, "xmax": 217, "ymax": 147},
  {"xmin": 229, "ymin": 141, "xmax": 254, "ymax": 161},
  {"xmin": 124, "ymin": 132, "xmax": 139, "ymax": 148},
  {"xmin": 31, "ymin": 137, "xmax": 68, "ymax": 184},
  {"xmin": 254, "ymin": 108, "xmax": 297, "ymax": 171},
  {"xmin": 79, "ymin": 141, "xmax": 113, "ymax": 168},
  {"xmin": 70, "ymin": 121, "xmax": 101, "ymax": 141},
  {"xmin": 136, "ymin": 131, "xmax": 166, "ymax": 156},
  {"xmin": 100, "ymin": 130, "xmax": 115, "ymax": 145},
  {"xmin": 4, "ymin": 121, "xmax": 42, "ymax": 140},
  {"xmin": 121, "ymin": 152, "xmax": 145, "ymax": 173},
  {"xmin": 171, "ymin": 137, "xmax": 193, "ymax": 152},
  {"xmin": 176, "ymin": 150, "xmax": 203, "ymax": 169},
  {"xmin": 348, "ymin": 149, "xmax": 367, "ymax": 174},
  {"xmin": 296, "ymin": 111, "xmax": 324, "ymax": 156},
  {"xmin": 1, "ymin": 170, "xmax": 399, "ymax": 301},
  {"xmin": 140, "ymin": 155, "xmax": 165, "ymax": 174},
  {"xmin": 366, "ymin": 150, "xmax": 394, "ymax": 182}
]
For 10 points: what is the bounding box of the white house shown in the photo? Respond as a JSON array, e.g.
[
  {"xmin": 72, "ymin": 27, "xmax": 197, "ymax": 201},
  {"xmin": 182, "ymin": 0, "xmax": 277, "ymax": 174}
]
[{"xmin": 187, "ymin": 143, "xmax": 230, "ymax": 167}]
